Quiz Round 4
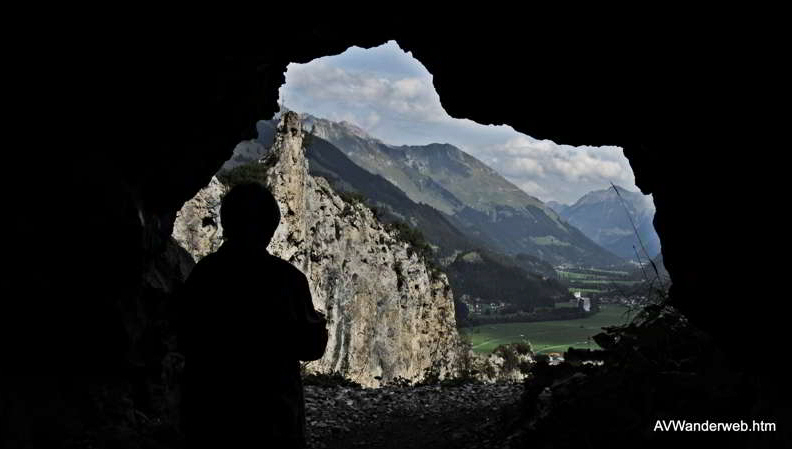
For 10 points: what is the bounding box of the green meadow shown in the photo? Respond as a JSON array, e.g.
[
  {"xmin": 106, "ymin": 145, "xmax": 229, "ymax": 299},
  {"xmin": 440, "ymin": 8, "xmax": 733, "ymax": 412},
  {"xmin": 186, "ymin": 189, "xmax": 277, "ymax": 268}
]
[
  {"xmin": 587, "ymin": 268, "xmax": 630, "ymax": 275},
  {"xmin": 567, "ymin": 287, "xmax": 605, "ymax": 293},
  {"xmin": 462, "ymin": 305, "xmax": 636, "ymax": 354},
  {"xmin": 575, "ymin": 279, "xmax": 642, "ymax": 285}
]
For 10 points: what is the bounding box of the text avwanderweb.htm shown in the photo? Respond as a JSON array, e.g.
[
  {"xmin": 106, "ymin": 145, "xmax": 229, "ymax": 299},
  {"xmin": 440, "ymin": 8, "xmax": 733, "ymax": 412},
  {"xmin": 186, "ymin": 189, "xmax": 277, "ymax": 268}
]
[{"xmin": 654, "ymin": 420, "xmax": 775, "ymax": 432}]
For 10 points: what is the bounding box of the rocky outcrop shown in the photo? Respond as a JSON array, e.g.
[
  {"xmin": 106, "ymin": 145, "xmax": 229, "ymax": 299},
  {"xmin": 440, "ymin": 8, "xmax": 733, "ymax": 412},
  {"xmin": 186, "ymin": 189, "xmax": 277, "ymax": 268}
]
[
  {"xmin": 172, "ymin": 176, "xmax": 226, "ymax": 262},
  {"xmin": 173, "ymin": 111, "xmax": 460, "ymax": 387}
]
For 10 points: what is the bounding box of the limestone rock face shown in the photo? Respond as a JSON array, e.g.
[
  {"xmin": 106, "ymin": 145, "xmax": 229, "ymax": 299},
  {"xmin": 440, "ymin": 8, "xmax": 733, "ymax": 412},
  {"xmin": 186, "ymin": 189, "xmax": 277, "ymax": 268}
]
[
  {"xmin": 173, "ymin": 111, "xmax": 460, "ymax": 386},
  {"xmin": 172, "ymin": 176, "xmax": 226, "ymax": 262}
]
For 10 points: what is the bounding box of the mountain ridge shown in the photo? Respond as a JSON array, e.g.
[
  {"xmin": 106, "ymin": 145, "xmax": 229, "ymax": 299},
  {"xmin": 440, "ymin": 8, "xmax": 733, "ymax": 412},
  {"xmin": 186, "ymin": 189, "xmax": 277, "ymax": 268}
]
[
  {"xmin": 558, "ymin": 185, "xmax": 660, "ymax": 261},
  {"xmin": 223, "ymin": 111, "xmax": 623, "ymax": 268},
  {"xmin": 297, "ymin": 113, "xmax": 623, "ymax": 268}
]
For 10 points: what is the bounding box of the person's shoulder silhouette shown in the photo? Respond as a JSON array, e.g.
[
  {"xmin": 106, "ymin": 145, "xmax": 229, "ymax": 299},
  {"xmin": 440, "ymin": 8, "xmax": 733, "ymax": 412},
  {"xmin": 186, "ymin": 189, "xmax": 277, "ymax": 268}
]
[{"xmin": 176, "ymin": 182, "xmax": 327, "ymax": 448}]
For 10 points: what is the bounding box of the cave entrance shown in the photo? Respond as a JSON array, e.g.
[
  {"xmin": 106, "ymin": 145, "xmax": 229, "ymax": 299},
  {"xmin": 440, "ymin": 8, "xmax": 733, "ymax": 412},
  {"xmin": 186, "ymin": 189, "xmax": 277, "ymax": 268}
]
[
  {"xmin": 170, "ymin": 39, "xmax": 671, "ymax": 446},
  {"xmin": 272, "ymin": 40, "xmax": 667, "ymax": 317},
  {"xmin": 177, "ymin": 38, "xmax": 669, "ymax": 359}
]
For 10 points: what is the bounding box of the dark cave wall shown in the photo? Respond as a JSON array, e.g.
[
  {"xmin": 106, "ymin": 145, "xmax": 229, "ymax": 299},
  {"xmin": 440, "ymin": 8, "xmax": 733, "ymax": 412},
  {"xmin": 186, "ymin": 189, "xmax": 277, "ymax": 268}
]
[{"xmin": 3, "ymin": 21, "xmax": 784, "ymax": 445}]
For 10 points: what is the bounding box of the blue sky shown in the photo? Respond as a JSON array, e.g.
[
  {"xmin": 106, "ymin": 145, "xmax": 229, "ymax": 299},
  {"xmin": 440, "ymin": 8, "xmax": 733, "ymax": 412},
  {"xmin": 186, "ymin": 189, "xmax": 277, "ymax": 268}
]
[{"xmin": 279, "ymin": 41, "xmax": 642, "ymax": 205}]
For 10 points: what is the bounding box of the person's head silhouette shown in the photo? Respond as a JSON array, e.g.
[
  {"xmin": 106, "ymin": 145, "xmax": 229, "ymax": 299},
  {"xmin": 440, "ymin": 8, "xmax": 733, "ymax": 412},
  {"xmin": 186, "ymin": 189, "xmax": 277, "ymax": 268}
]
[{"xmin": 220, "ymin": 182, "xmax": 281, "ymax": 247}]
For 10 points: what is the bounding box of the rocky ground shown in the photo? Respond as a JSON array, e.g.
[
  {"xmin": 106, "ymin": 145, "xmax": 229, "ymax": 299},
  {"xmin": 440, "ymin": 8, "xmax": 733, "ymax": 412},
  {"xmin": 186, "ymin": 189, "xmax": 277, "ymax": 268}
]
[{"xmin": 304, "ymin": 381, "xmax": 524, "ymax": 449}]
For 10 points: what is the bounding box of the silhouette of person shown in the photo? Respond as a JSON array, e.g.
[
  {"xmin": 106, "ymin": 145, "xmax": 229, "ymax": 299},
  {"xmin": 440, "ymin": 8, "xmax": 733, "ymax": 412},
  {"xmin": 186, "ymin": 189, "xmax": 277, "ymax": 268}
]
[{"xmin": 174, "ymin": 182, "xmax": 328, "ymax": 448}]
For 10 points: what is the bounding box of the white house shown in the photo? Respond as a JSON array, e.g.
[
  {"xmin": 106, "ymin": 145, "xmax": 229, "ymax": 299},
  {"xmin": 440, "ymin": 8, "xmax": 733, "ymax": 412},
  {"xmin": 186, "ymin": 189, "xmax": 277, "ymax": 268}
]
[{"xmin": 573, "ymin": 291, "xmax": 591, "ymax": 312}]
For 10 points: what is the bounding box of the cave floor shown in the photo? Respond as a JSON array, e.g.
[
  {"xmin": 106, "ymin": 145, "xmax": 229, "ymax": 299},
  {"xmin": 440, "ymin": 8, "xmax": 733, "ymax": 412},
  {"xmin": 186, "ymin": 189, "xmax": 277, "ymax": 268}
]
[{"xmin": 305, "ymin": 382, "xmax": 523, "ymax": 449}]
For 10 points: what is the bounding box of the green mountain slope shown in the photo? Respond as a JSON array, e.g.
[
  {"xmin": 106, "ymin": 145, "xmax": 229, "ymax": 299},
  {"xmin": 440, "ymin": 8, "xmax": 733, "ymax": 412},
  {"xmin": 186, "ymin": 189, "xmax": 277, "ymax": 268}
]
[
  {"xmin": 445, "ymin": 249, "xmax": 570, "ymax": 312},
  {"xmin": 302, "ymin": 114, "xmax": 623, "ymax": 267}
]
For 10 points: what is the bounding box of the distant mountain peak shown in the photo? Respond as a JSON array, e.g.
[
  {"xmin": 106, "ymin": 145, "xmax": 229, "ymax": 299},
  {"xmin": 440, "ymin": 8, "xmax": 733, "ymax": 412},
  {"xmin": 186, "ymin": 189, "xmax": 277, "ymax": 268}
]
[
  {"xmin": 337, "ymin": 119, "xmax": 374, "ymax": 138},
  {"xmin": 571, "ymin": 184, "xmax": 651, "ymax": 209},
  {"xmin": 300, "ymin": 112, "xmax": 381, "ymax": 143},
  {"xmin": 559, "ymin": 185, "xmax": 660, "ymax": 261}
]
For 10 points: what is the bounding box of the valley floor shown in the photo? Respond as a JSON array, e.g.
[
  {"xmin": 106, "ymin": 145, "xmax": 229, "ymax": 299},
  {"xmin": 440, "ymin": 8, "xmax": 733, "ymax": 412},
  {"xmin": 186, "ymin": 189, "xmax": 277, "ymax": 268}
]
[
  {"xmin": 305, "ymin": 382, "xmax": 523, "ymax": 449},
  {"xmin": 464, "ymin": 304, "xmax": 635, "ymax": 353}
]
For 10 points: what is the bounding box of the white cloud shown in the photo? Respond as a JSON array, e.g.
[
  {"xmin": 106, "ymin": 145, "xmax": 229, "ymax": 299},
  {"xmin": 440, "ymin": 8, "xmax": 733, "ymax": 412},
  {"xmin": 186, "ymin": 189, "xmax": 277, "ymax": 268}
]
[
  {"xmin": 468, "ymin": 136, "xmax": 637, "ymax": 203},
  {"xmin": 365, "ymin": 110, "xmax": 381, "ymax": 129},
  {"xmin": 499, "ymin": 157, "xmax": 545, "ymax": 178},
  {"xmin": 279, "ymin": 40, "xmax": 643, "ymax": 205},
  {"xmin": 282, "ymin": 57, "xmax": 446, "ymax": 132},
  {"xmin": 393, "ymin": 78, "xmax": 423, "ymax": 97}
]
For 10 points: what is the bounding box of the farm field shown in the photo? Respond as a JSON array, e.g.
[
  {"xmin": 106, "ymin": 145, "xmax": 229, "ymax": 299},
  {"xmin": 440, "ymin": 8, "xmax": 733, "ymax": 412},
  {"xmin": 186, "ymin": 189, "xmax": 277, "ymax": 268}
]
[
  {"xmin": 576, "ymin": 279, "xmax": 642, "ymax": 285},
  {"xmin": 587, "ymin": 268, "xmax": 630, "ymax": 275},
  {"xmin": 566, "ymin": 287, "xmax": 604, "ymax": 293},
  {"xmin": 559, "ymin": 267, "xmax": 644, "ymax": 295},
  {"xmin": 462, "ymin": 305, "xmax": 636, "ymax": 354}
]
